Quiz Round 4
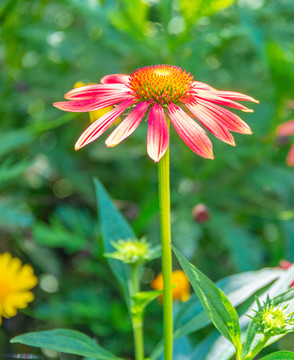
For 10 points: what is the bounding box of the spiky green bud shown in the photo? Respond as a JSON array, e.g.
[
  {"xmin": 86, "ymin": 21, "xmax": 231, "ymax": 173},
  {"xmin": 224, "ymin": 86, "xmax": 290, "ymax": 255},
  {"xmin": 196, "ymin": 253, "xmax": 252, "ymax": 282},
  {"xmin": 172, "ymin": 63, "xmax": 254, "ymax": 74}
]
[{"xmin": 104, "ymin": 238, "xmax": 160, "ymax": 264}]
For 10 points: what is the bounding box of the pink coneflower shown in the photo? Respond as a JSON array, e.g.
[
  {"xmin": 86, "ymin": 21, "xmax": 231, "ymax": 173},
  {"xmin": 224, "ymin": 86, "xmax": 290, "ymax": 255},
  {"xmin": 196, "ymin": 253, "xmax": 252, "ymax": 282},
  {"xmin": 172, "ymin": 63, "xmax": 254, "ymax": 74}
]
[
  {"xmin": 53, "ymin": 65, "xmax": 258, "ymax": 162},
  {"xmin": 277, "ymin": 119, "xmax": 294, "ymax": 166}
]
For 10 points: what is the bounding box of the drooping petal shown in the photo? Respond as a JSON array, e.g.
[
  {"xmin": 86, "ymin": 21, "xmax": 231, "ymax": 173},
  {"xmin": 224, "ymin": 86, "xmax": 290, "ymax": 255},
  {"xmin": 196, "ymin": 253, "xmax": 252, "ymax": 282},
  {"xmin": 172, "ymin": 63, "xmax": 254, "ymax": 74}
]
[
  {"xmin": 147, "ymin": 104, "xmax": 169, "ymax": 162},
  {"xmin": 185, "ymin": 102, "xmax": 236, "ymax": 146},
  {"xmin": 287, "ymin": 144, "xmax": 294, "ymax": 166},
  {"xmin": 209, "ymin": 90, "xmax": 259, "ymax": 103},
  {"xmin": 75, "ymin": 99, "xmax": 138, "ymax": 150},
  {"xmin": 53, "ymin": 93, "xmax": 134, "ymax": 112},
  {"xmin": 105, "ymin": 101, "xmax": 149, "ymax": 147},
  {"xmin": 277, "ymin": 119, "xmax": 294, "ymax": 136},
  {"xmin": 65, "ymin": 83, "xmax": 130, "ymax": 100},
  {"xmin": 197, "ymin": 100, "xmax": 252, "ymax": 134},
  {"xmin": 101, "ymin": 74, "xmax": 130, "ymax": 84},
  {"xmin": 168, "ymin": 104, "xmax": 213, "ymax": 159},
  {"xmin": 190, "ymin": 91, "xmax": 254, "ymax": 112}
]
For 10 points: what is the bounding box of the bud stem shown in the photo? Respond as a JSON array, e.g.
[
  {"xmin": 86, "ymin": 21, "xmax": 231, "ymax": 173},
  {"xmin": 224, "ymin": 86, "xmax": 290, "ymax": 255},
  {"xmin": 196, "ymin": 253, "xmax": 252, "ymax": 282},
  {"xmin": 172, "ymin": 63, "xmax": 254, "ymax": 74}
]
[
  {"xmin": 158, "ymin": 117, "xmax": 173, "ymax": 360},
  {"xmin": 129, "ymin": 264, "xmax": 144, "ymax": 360},
  {"xmin": 243, "ymin": 334, "xmax": 271, "ymax": 360}
]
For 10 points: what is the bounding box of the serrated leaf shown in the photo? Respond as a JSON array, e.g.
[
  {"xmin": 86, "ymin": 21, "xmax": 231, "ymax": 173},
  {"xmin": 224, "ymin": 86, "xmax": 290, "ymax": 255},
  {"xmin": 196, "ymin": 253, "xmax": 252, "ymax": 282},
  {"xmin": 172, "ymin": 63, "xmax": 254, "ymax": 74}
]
[
  {"xmin": 11, "ymin": 329, "xmax": 123, "ymax": 360},
  {"xmin": 172, "ymin": 245, "xmax": 242, "ymax": 358}
]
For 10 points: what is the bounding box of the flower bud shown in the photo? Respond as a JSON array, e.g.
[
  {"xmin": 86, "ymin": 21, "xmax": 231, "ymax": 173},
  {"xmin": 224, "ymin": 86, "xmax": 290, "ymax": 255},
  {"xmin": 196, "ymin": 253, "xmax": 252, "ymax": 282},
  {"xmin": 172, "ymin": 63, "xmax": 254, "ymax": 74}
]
[
  {"xmin": 104, "ymin": 238, "xmax": 160, "ymax": 265},
  {"xmin": 192, "ymin": 203, "xmax": 210, "ymax": 223},
  {"xmin": 248, "ymin": 296, "xmax": 294, "ymax": 336}
]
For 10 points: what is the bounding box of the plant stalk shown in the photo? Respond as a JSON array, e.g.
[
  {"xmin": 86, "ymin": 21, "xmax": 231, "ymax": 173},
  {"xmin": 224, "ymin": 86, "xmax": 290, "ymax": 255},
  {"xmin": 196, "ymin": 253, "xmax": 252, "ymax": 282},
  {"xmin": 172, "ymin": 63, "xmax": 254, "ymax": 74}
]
[
  {"xmin": 129, "ymin": 264, "xmax": 144, "ymax": 360},
  {"xmin": 158, "ymin": 122, "xmax": 173, "ymax": 360},
  {"xmin": 243, "ymin": 334, "xmax": 271, "ymax": 360}
]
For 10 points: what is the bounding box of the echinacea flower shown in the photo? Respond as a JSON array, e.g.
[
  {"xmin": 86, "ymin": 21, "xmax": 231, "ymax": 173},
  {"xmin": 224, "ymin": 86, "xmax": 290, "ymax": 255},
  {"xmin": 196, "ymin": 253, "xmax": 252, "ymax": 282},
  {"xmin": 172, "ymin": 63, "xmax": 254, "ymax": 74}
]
[
  {"xmin": 276, "ymin": 119, "xmax": 294, "ymax": 166},
  {"xmin": 54, "ymin": 65, "xmax": 258, "ymax": 162},
  {"xmin": 0, "ymin": 252, "xmax": 38, "ymax": 325},
  {"xmin": 151, "ymin": 270, "xmax": 190, "ymax": 302}
]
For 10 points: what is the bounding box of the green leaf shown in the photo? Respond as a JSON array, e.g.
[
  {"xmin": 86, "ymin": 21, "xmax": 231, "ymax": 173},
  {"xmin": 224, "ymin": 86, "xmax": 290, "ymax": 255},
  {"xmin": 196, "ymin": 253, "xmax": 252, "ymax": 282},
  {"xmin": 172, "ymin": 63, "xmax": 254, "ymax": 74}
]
[
  {"xmin": 11, "ymin": 329, "xmax": 123, "ymax": 360},
  {"xmin": 94, "ymin": 178, "xmax": 136, "ymax": 307},
  {"xmin": 150, "ymin": 268, "xmax": 281, "ymax": 360},
  {"xmin": 259, "ymin": 352, "xmax": 294, "ymax": 360},
  {"xmin": 172, "ymin": 245, "xmax": 242, "ymax": 358}
]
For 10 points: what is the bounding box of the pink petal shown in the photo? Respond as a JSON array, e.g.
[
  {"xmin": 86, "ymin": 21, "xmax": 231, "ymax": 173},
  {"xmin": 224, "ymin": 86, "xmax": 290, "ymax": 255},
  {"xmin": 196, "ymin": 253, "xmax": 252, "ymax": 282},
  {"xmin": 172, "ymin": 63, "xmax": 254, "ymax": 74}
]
[
  {"xmin": 105, "ymin": 101, "xmax": 149, "ymax": 147},
  {"xmin": 168, "ymin": 104, "xmax": 214, "ymax": 159},
  {"xmin": 191, "ymin": 91, "xmax": 254, "ymax": 112},
  {"xmin": 287, "ymin": 144, "xmax": 294, "ymax": 167},
  {"xmin": 65, "ymin": 83, "xmax": 130, "ymax": 100},
  {"xmin": 53, "ymin": 93, "xmax": 134, "ymax": 112},
  {"xmin": 197, "ymin": 100, "xmax": 252, "ymax": 134},
  {"xmin": 209, "ymin": 90, "xmax": 259, "ymax": 103},
  {"xmin": 75, "ymin": 99, "xmax": 138, "ymax": 150},
  {"xmin": 101, "ymin": 74, "xmax": 130, "ymax": 84},
  {"xmin": 186, "ymin": 102, "xmax": 236, "ymax": 146},
  {"xmin": 192, "ymin": 81, "xmax": 215, "ymax": 91},
  {"xmin": 147, "ymin": 104, "xmax": 169, "ymax": 162},
  {"xmin": 277, "ymin": 119, "xmax": 294, "ymax": 136}
]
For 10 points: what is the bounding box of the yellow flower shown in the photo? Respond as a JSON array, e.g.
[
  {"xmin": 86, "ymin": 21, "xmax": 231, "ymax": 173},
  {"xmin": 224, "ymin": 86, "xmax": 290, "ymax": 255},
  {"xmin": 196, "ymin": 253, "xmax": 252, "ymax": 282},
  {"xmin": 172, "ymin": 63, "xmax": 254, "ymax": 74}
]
[
  {"xmin": 0, "ymin": 252, "xmax": 38, "ymax": 325},
  {"xmin": 151, "ymin": 270, "xmax": 190, "ymax": 302},
  {"xmin": 74, "ymin": 81, "xmax": 116, "ymax": 123}
]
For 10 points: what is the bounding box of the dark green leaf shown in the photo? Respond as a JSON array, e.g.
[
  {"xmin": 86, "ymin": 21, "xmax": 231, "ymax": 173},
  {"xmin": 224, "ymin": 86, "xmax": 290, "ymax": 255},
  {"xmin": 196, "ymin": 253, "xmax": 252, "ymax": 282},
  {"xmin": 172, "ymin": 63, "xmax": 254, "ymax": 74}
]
[
  {"xmin": 172, "ymin": 245, "xmax": 242, "ymax": 358},
  {"xmin": 11, "ymin": 329, "xmax": 123, "ymax": 360},
  {"xmin": 94, "ymin": 178, "xmax": 136, "ymax": 307}
]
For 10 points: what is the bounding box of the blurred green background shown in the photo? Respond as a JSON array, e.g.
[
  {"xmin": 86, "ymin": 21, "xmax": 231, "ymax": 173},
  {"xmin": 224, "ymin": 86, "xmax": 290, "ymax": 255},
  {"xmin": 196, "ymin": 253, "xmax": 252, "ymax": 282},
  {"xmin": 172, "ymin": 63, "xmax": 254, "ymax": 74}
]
[{"xmin": 1, "ymin": 0, "xmax": 294, "ymax": 358}]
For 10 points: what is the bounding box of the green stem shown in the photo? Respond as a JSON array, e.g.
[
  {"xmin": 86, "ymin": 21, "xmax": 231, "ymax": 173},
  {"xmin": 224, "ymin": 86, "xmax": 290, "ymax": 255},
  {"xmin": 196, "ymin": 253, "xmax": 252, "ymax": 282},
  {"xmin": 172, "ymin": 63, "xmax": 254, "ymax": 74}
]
[
  {"xmin": 129, "ymin": 264, "xmax": 144, "ymax": 360},
  {"xmin": 242, "ymin": 334, "xmax": 271, "ymax": 360},
  {"xmin": 158, "ymin": 120, "xmax": 173, "ymax": 360}
]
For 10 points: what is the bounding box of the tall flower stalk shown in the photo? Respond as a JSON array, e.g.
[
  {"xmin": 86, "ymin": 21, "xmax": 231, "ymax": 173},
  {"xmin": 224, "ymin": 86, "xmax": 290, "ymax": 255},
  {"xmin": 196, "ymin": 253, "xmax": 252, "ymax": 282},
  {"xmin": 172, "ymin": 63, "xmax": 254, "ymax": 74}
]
[
  {"xmin": 54, "ymin": 64, "xmax": 258, "ymax": 359},
  {"xmin": 158, "ymin": 119, "xmax": 173, "ymax": 359}
]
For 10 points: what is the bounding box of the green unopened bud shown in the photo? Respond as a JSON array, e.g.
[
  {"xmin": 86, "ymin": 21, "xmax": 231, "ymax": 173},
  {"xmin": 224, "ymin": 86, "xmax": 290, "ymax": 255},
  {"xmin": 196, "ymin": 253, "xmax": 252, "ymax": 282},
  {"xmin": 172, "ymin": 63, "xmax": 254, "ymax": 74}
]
[
  {"xmin": 249, "ymin": 295, "xmax": 294, "ymax": 336},
  {"xmin": 104, "ymin": 238, "xmax": 160, "ymax": 265}
]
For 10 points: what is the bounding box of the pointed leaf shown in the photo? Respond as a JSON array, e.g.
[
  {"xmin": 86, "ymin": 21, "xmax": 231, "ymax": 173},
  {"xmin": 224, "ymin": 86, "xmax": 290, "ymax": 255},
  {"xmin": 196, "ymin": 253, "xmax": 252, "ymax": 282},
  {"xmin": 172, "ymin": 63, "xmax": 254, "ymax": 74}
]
[
  {"xmin": 94, "ymin": 178, "xmax": 136, "ymax": 307},
  {"xmin": 172, "ymin": 245, "xmax": 242, "ymax": 357},
  {"xmin": 11, "ymin": 329, "xmax": 123, "ymax": 360}
]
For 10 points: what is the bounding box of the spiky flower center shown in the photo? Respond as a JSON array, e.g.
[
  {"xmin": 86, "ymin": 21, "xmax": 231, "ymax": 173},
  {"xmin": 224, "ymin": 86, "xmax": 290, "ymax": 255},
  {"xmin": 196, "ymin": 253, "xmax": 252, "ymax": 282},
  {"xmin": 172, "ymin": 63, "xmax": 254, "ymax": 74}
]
[
  {"xmin": 262, "ymin": 306, "xmax": 287, "ymax": 329},
  {"xmin": 128, "ymin": 65, "xmax": 194, "ymax": 105}
]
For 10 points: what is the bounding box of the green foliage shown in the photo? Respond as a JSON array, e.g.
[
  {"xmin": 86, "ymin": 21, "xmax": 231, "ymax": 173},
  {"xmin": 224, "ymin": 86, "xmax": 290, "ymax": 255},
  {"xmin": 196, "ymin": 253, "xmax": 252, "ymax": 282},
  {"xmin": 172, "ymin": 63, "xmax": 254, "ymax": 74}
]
[
  {"xmin": 1, "ymin": 0, "xmax": 294, "ymax": 358},
  {"xmin": 11, "ymin": 329, "xmax": 123, "ymax": 360},
  {"xmin": 173, "ymin": 245, "xmax": 242, "ymax": 358},
  {"xmin": 259, "ymin": 351, "xmax": 294, "ymax": 360}
]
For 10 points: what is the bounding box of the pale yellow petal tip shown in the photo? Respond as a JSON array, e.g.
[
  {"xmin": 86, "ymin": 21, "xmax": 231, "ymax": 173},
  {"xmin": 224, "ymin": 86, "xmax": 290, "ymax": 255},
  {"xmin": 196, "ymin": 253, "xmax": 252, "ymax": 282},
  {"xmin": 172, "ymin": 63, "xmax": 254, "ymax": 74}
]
[{"xmin": 242, "ymin": 109, "xmax": 254, "ymax": 113}]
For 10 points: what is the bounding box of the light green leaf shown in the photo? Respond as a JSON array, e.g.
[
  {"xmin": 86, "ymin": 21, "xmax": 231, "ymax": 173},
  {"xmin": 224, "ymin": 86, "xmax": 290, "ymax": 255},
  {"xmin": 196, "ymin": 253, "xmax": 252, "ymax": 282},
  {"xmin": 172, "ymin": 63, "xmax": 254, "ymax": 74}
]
[
  {"xmin": 172, "ymin": 245, "xmax": 242, "ymax": 358},
  {"xmin": 94, "ymin": 178, "xmax": 136, "ymax": 307},
  {"xmin": 132, "ymin": 290, "xmax": 162, "ymax": 317},
  {"xmin": 11, "ymin": 329, "xmax": 123, "ymax": 360},
  {"xmin": 259, "ymin": 352, "xmax": 294, "ymax": 360}
]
